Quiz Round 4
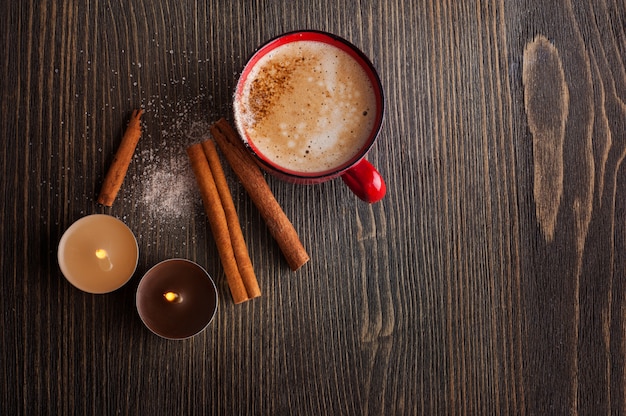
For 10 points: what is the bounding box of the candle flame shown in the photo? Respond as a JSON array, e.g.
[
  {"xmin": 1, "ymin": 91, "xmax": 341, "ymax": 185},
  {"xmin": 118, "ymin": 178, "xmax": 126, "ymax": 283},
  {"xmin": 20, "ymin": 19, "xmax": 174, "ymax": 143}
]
[
  {"xmin": 95, "ymin": 248, "xmax": 113, "ymax": 271},
  {"xmin": 164, "ymin": 292, "xmax": 182, "ymax": 303}
]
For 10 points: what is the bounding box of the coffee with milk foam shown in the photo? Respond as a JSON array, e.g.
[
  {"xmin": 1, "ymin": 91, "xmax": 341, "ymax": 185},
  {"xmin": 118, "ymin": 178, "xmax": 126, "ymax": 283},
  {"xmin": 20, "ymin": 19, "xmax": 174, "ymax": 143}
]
[{"xmin": 235, "ymin": 40, "xmax": 378, "ymax": 174}]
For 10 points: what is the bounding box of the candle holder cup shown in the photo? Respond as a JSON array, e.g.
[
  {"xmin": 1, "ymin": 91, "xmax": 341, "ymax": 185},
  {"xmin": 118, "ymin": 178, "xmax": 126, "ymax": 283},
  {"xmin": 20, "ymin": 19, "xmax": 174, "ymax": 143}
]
[
  {"xmin": 57, "ymin": 214, "xmax": 139, "ymax": 294},
  {"xmin": 136, "ymin": 259, "xmax": 218, "ymax": 340}
]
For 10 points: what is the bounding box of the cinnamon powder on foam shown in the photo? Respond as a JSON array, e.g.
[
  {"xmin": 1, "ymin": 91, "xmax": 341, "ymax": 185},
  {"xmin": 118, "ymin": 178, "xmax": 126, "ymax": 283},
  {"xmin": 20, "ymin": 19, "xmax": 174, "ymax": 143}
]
[{"xmin": 236, "ymin": 41, "xmax": 376, "ymax": 173}]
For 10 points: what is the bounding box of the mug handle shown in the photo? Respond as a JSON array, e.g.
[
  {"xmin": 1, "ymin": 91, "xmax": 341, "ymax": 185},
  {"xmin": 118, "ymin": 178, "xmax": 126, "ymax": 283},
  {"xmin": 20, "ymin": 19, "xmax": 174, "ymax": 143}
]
[{"xmin": 340, "ymin": 159, "xmax": 386, "ymax": 203}]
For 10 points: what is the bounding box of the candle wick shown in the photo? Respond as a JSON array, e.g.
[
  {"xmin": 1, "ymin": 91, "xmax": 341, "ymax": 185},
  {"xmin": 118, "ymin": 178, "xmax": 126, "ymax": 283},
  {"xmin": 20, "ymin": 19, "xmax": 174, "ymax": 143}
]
[
  {"xmin": 164, "ymin": 292, "xmax": 183, "ymax": 303},
  {"xmin": 95, "ymin": 249, "xmax": 113, "ymax": 271}
]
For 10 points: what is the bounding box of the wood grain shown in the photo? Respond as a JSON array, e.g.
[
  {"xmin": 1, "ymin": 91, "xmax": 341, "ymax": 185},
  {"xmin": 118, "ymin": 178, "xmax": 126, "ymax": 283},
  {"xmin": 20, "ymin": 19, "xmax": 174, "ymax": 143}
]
[
  {"xmin": 1, "ymin": 0, "xmax": 625, "ymax": 415},
  {"xmin": 523, "ymin": 35, "xmax": 569, "ymax": 243}
]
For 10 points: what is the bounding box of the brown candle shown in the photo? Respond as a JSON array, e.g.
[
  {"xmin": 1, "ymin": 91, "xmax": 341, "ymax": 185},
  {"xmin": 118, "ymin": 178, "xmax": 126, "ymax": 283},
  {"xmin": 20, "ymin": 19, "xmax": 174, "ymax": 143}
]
[{"xmin": 136, "ymin": 259, "xmax": 218, "ymax": 339}]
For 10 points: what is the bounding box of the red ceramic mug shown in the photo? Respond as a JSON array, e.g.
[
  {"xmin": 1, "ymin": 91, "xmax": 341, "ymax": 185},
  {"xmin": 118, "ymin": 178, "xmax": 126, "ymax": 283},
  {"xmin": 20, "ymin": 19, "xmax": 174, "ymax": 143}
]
[{"xmin": 233, "ymin": 30, "xmax": 386, "ymax": 203}]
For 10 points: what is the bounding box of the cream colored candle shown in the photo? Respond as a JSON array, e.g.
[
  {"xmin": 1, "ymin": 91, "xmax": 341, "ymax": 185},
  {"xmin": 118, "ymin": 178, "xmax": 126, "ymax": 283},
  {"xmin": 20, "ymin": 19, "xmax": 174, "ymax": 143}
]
[{"xmin": 58, "ymin": 214, "xmax": 139, "ymax": 294}]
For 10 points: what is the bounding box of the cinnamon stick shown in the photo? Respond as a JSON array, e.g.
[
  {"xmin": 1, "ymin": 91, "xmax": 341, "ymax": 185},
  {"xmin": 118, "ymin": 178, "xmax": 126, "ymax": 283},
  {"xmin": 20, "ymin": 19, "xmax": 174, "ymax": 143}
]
[
  {"xmin": 209, "ymin": 118, "xmax": 310, "ymax": 271},
  {"xmin": 98, "ymin": 109, "xmax": 143, "ymax": 206},
  {"xmin": 186, "ymin": 143, "xmax": 250, "ymax": 304},
  {"xmin": 202, "ymin": 139, "xmax": 261, "ymax": 299}
]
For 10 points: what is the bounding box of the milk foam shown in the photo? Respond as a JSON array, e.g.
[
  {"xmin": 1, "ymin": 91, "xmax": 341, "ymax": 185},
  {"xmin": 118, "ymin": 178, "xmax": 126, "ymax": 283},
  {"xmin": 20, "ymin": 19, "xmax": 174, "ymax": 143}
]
[{"xmin": 235, "ymin": 40, "xmax": 377, "ymax": 173}]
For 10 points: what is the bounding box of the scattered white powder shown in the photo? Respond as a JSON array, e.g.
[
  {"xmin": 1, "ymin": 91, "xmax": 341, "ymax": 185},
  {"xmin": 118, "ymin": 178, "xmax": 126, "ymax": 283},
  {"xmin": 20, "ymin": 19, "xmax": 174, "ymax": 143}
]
[
  {"xmin": 127, "ymin": 93, "xmax": 220, "ymax": 225},
  {"xmin": 91, "ymin": 44, "xmax": 233, "ymax": 238},
  {"xmin": 133, "ymin": 147, "xmax": 198, "ymax": 221}
]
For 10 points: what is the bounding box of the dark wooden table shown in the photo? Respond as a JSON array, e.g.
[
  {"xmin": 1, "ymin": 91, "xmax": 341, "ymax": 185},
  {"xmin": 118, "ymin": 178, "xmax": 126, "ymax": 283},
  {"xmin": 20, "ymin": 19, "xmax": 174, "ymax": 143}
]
[{"xmin": 2, "ymin": 1, "xmax": 625, "ymax": 414}]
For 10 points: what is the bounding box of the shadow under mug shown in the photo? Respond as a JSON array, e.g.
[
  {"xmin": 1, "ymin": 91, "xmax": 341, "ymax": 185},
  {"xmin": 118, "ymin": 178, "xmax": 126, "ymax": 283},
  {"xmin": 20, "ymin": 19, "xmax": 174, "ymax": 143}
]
[{"xmin": 233, "ymin": 30, "xmax": 386, "ymax": 203}]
